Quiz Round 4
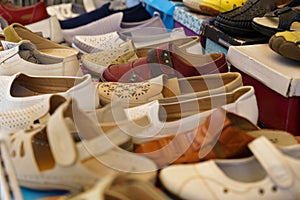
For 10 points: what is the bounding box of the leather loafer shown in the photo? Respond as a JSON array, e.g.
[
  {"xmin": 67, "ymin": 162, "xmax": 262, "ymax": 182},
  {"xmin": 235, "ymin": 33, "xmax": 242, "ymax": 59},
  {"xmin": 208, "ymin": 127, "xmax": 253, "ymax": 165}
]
[{"xmin": 101, "ymin": 43, "xmax": 228, "ymax": 82}]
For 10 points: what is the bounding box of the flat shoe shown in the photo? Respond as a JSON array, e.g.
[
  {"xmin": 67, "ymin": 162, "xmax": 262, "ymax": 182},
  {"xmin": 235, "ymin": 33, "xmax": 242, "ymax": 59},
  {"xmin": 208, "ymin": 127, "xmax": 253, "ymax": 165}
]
[{"xmin": 97, "ymin": 72, "xmax": 242, "ymax": 107}]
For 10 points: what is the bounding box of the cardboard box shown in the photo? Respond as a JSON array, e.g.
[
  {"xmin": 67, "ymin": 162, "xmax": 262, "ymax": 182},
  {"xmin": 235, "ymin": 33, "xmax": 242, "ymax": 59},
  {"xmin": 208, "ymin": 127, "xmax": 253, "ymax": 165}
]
[{"xmin": 227, "ymin": 44, "xmax": 300, "ymax": 135}]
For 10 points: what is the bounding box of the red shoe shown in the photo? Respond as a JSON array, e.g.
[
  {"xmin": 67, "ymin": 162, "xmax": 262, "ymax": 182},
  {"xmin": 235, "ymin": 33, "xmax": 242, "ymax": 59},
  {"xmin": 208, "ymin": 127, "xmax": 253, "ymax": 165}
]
[
  {"xmin": 0, "ymin": 2, "xmax": 48, "ymax": 25},
  {"xmin": 101, "ymin": 43, "xmax": 228, "ymax": 82}
]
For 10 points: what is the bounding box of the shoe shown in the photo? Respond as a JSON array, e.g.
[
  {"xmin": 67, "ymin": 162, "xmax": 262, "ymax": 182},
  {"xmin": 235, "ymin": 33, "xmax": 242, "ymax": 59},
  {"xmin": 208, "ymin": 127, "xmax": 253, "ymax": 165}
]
[
  {"xmin": 39, "ymin": 174, "xmax": 169, "ymax": 200},
  {"xmin": 252, "ymin": 6, "xmax": 300, "ymax": 37},
  {"xmin": 72, "ymin": 27, "xmax": 184, "ymax": 54},
  {"xmin": 46, "ymin": 3, "xmax": 81, "ymax": 21},
  {"xmin": 4, "ymin": 23, "xmax": 79, "ymax": 58},
  {"xmin": 135, "ymin": 107, "xmax": 298, "ymax": 167},
  {"xmin": 97, "ymin": 72, "xmax": 242, "ymax": 107},
  {"xmin": 59, "ymin": 2, "xmax": 151, "ymax": 30},
  {"xmin": 0, "ymin": 40, "xmax": 80, "ymax": 76},
  {"xmin": 7, "ymin": 98, "xmax": 157, "ymax": 191},
  {"xmin": 159, "ymin": 136, "xmax": 300, "ymax": 199},
  {"xmin": 101, "ymin": 42, "xmax": 228, "ymax": 82},
  {"xmin": 109, "ymin": 0, "xmax": 140, "ymax": 11},
  {"xmin": 81, "ymin": 36, "xmax": 202, "ymax": 76},
  {"xmin": 25, "ymin": 15, "xmax": 64, "ymax": 44},
  {"xmin": 183, "ymin": 0, "xmax": 247, "ymax": 16},
  {"xmin": 0, "ymin": 73, "xmax": 98, "ymax": 112},
  {"xmin": 83, "ymin": 0, "xmax": 110, "ymax": 12},
  {"xmin": 214, "ymin": 0, "xmax": 296, "ymax": 35},
  {"xmin": 126, "ymin": 86, "xmax": 258, "ymax": 143},
  {"xmin": 269, "ymin": 30, "xmax": 300, "ymax": 61},
  {"xmin": 0, "ymin": 1, "xmax": 48, "ymax": 25},
  {"xmin": 62, "ymin": 12, "xmax": 123, "ymax": 44}
]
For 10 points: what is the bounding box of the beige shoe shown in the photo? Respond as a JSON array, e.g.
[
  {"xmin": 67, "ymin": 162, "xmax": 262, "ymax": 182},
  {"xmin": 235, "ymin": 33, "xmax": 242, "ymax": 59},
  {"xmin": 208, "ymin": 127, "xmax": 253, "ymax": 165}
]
[
  {"xmin": 82, "ymin": 36, "xmax": 202, "ymax": 75},
  {"xmin": 3, "ymin": 23, "xmax": 79, "ymax": 58},
  {"xmin": 7, "ymin": 98, "xmax": 157, "ymax": 191},
  {"xmin": 97, "ymin": 72, "xmax": 242, "ymax": 107}
]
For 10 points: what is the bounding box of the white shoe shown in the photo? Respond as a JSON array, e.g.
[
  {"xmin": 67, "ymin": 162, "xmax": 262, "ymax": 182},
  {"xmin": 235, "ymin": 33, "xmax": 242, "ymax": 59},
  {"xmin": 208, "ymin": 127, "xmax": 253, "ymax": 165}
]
[
  {"xmin": 125, "ymin": 86, "xmax": 258, "ymax": 143},
  {"xmin": 0, "ymin": 73, "xmax": 98, "ymax": 112},
  {"xmin": 46, "ymin": 3, "xmax": 80, "ymax": 20},
  {"xmin": 72, "ymin": 27, "xmax": 186, "ymax": 54},
  {"xmin": 160, "ymin": 136, "xmax": 300, "ymax": 200},
  {"xmin": 25, "ymin": 15, "xmax": 64, "ymax": 44},
  {"xmin": 0, "ymin": 40, "xmax": 80, "ymax": 76}
]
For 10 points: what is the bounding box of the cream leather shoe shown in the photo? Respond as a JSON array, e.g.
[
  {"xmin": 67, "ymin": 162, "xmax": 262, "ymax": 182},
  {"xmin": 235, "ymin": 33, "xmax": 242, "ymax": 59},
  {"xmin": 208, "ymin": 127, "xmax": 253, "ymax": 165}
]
[
  {"xmin": 160, "ymin": 136, "xmax": 300, "ymax": 199},
  {"xmin": 0, "ymin": 73, "xmax": 98, "ymax": 112},
  {"xmin": 0, "ymin": 40, "xmax": 80, "ymax": 76}
]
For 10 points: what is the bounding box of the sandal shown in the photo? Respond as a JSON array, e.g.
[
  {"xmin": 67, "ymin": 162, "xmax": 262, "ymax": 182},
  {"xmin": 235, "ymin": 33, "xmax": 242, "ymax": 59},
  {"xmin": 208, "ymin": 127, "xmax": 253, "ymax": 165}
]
[
  {"xmin": 7, "ymin": 98, "xmax": 157, "ymax": 191},
  {"xmin": 252, "ymin": 6, "xmax": 300, "ymax": 37},
  {"xmin": 269, "ymin": 30, "xmax": 300, "ymax": 61},
  {"xmin": 214, "ymin": 0, "xmax": 299, "ymax": 35}
]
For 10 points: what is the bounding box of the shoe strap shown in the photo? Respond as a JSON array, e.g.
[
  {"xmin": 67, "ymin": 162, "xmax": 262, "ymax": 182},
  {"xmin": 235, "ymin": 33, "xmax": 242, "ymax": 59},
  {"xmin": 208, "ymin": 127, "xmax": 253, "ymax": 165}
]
[{"xmin": 248, "ymin": 136, "xmax": 293, "ymax": 188}]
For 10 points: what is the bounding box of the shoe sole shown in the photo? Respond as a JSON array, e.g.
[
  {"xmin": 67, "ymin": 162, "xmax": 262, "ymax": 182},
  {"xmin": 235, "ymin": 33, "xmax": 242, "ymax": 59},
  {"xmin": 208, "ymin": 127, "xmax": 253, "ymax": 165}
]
[
  {"xmin": 251, "ymin": 21, "xmax": 278, "ymax": 37},
  {"xmin": 214, "ymin": 20, "xmax": 261, "ymax": 36}
]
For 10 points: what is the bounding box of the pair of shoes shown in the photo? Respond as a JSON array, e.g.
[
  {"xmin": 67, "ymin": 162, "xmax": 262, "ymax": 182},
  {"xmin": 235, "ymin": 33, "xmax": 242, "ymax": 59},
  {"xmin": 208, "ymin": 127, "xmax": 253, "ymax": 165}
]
[
  {"xmin": 0, "ymin": 40, "xmax": 80, "ymax": 76},
  {"xmin": 269, "ymin": 30, "xmax": 300, "ymax": 61},
  {"xmin": 40, "ymin": 174, "xmax": 169, "ymax": 200},
  {"xmin": 101, "ymin": 42, "xmax": 228, "ymax": 82},
  {"xmin": 252, "ymin": 6, "xmax": 300, "ymax": 37},
  {"xmin": 62, "ymin": 14, "xmax": 165, "ymax": 45},
  {"xmin": 97, "ymin": 72, "xmax": 242, "ymax": 107},
  {"xmin": 135, "ymin": 107, "xmax": 299, "ymax": 167},
  {"xmin": 0, "ymin": 1, "xmax": 48, "ymax": 25},
  {"xmin": 72, "ymin": 27, "xmax": 183, "ymax": 54},
  {"xmin": 4, "ymin": 23, "xmax": 79, "ymax": 58},
  {"xmin": 126, "ymin": 86, "xmax": 259, "ymax": 144},
  {"xmin": 160, "ymin": 136, "xmax": 300, "ymax": 199},
  {"xmin": 183, "ymin": 0, "xmax": 247, "ymax": 16},
  {"xmin": 7, "ymin": 97, "xmax": 157, "ymax": 191},
  {"xmin": 59, "ymin": 2, "xmax": 151, "ymax": 30},
  {"xmin": 214, "ymin": 0, "xmax": 297, "ymax": 36},
  {"xmin": 81, "ymin": 36, "xmax": 201, "ymax": 76}
]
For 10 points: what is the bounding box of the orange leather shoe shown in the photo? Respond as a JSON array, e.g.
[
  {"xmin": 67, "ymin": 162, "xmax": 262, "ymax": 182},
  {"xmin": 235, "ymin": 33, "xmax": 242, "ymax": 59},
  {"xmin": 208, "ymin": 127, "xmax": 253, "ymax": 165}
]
[{"xmin": 0, "ymin": 1, "xmax": 48, "ymax": 25}]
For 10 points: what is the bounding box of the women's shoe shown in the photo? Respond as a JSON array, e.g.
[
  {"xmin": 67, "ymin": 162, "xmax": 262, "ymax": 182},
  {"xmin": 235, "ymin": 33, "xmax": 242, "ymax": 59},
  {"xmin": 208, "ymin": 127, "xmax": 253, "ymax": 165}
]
[
  {"xmin": 72, "ymin": 27, "xmax": 184, "ymax": 54},
  {"xmin": 101, "ymin": 42, "xmax": 228, "ymax": 82},
  {"xmin": 7, "ymin": 98, "xmax": 157, "ymax": 191},
  {"xmin": 159, "ymin": 136, "xmax": 300, "ymax": 199},
  {"xmin": 134, "ymin": 107, "xmax": 298, "ymax": 167},
  {"xmin": 269, "ymin": 30, "xmax": 300, "ymax": 61},
  {"xmin": 0, "ymin": 40, "xmax": 80, "ymax": 76},
  {"xmin": 82, "ymin": 36, "xmax": 201, "ymax": 76},
  {"xmin": 97, "ymin": 72, "xmax": 242, "ymax": 107},
  {"xmin": 126, "ymin": 86, "xmax": 258, "ymax": 143},
  {"xmin": 0, "ymin": 1, "xmax": 48, "ymax": 25},
  {"xmin": 4, "ymin": 23, "xmax": 79, "ymax": 58},
  {"xmin": 0, "ymin": 73, "xmax": 98, "ymax": 112}
]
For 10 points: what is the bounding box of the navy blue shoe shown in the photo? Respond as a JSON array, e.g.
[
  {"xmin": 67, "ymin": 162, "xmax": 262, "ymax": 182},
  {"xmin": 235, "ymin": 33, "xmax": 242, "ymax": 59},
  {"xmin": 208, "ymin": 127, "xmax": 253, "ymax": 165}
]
[{"xmin": 60, "ymin": 3, "xmax": 151, "ymax": 29}]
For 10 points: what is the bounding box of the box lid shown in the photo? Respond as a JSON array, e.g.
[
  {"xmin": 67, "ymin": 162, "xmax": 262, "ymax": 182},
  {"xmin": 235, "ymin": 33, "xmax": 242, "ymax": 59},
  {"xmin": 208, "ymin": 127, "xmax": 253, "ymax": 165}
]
[
  {"xmin": 173, "ymin": 6, "xmax": 212, "ymax": 35},
  {"xmin": 227, "ymin": 44, "xmax": 300, "ymax": 97}
]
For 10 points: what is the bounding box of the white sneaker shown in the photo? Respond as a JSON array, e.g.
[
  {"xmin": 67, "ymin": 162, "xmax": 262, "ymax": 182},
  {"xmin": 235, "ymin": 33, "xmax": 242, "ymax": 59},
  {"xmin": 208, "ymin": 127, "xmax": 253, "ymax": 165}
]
[
  {"xmin": 160, "ymin": 136, "xmax": 300, "ymax": 199},
  {"xmin": 46, "ymin": 3, "xmax": 80, "ymax": 20},
  {"xmin": 0, "ymin": 40, "xmax": 80, "ymax": 76},
  {"xmin": 125, "ymin": 86, "xmax": 258, "ymax": 143},
  {"xmin": 72, "ymin": 27, "xmax": 186, "ymax": 54},
  {"xmin": 25, "ymin": 15, "xmax": 64, "ymax": 43},
  {"xmin": 0, "ymin": 73, "xmax": 98, "ymax": 112}
]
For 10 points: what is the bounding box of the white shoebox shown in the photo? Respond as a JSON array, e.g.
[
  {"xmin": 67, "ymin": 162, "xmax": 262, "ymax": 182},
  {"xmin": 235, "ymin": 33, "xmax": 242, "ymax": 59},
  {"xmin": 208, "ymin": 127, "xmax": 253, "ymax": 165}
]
[{"xmin": 227, "ymin": 44, "xmax": 300, "ymax": 136}]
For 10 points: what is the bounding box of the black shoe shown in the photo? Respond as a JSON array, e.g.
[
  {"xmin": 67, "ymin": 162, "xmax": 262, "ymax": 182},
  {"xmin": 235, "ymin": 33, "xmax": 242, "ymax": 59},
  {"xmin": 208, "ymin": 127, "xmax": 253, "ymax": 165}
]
[{"xmin": 214, "ymin": 0, "xmax": 295, "ymax": 36}]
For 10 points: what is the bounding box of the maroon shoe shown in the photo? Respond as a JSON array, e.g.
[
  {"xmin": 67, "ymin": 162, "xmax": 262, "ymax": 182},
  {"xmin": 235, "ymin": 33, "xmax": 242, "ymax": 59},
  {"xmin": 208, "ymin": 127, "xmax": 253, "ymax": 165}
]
[
  {"xmin": 101, "ymin": 43, "xmax": 228, "ymax": 82},
  {"xmin": 0, "ymin": 2, "xmax": 48, "ymax": 25}
]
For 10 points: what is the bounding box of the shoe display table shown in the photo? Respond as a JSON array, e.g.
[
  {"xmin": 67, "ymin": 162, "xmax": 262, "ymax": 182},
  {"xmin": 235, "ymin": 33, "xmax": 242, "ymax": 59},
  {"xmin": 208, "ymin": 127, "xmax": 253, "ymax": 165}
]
[{"xmin": 228, "ymin": 44, "xmax": 300, "ymax": 135}]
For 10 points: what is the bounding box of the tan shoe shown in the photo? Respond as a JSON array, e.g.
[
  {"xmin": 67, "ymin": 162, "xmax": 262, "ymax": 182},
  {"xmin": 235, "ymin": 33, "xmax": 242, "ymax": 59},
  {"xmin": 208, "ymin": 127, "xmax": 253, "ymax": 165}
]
[
  {"xmin": 3, "ymin": 23, "xmax": 79, "ymax": 58},
  {"xmin": 97, "ymin": 72, "xmax": 242, "ymax": 107},
  {"xmin": 82, "ymin": 36, "xmax": 201, "ymax": 75}
]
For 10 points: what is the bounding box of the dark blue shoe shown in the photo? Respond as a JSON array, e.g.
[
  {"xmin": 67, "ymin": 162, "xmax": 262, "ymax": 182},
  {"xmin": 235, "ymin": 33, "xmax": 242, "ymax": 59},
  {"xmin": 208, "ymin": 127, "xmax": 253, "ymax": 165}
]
[{"xmin": 59, "ymin": 3, "xmax": 151, "ymax": 29}]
